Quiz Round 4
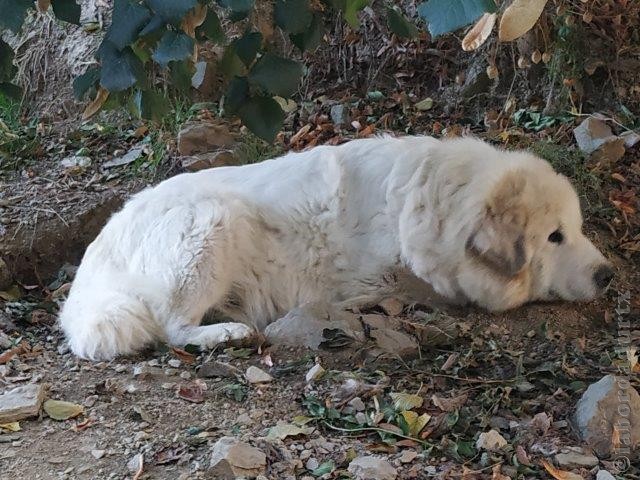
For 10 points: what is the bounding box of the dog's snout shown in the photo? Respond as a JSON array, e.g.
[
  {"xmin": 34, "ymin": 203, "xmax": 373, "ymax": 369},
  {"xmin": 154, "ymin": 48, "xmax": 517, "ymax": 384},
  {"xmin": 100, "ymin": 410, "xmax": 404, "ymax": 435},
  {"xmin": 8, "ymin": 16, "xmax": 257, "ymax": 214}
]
[{"xmin": 593, "ymin": 264, "xmax": 614, "ymax": 290}]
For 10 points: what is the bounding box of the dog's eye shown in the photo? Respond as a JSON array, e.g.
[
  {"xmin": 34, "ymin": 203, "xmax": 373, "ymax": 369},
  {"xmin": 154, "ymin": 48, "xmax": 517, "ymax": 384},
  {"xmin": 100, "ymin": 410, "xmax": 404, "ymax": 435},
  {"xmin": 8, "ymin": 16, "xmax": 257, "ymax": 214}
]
[{"xmin": 548, "ymin": 230, "xmax": 563, "ymax": 244}]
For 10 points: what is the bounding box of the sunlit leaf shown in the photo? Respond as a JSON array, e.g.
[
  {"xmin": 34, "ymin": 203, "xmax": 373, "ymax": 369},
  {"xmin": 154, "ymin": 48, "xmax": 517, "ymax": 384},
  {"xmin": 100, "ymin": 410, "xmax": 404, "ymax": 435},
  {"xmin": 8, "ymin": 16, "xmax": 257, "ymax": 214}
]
[
  {"xmin": 44, "ymin": 400, "xmax": 85, "ymax": 421},
  {"xmin": 498, "ymin": 0, "xmax": 548, "ymax": 42}
]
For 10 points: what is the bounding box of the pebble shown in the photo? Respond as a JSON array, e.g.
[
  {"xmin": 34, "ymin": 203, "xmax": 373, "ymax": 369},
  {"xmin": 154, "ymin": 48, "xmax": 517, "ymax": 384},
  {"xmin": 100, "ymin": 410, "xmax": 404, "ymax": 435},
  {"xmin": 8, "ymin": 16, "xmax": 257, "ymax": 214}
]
[
  {"xmin": 305, "ymin": 364, "xmax": 325, "ymax": 383},
  {"xmin": 168, "ymin": 359, "xmax": 181, "ymax": 368},
  {"xmin": 245, "ymin": 366, "xmax": 273, "ymax": 384},
  {"xmin": 399, "ymin": 450, "xmax": 418, "ymax": 463},
  {"xmin": 476, "ymin": 430, "xmax": 508, "ymax": 451},
  {"xmin": 305, "ymin": 458, "xmax": 319, "ymax": 471},
  {"xmin": 209, "ymin": 436, "xmax": 266, "ymax": 478},
  {"xmin": 348, "ymin": 456, "xmax": 397, "ymax": 480},
  {"xmin": 91, "ymin": 450, "xmax": 105, "ymax": 459}
]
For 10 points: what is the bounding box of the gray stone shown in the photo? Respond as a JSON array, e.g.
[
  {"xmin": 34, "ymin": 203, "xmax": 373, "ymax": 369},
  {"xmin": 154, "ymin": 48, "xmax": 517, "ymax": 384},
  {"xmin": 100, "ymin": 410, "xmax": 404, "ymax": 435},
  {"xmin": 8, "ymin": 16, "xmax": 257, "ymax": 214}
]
[
  {"xmin": 305, "ymin": 364, "xmax": 325, "ymax": 383},
  {"xmin": 575, "ymin": 374, "xmax": 640, "ymax": 457},
  {"xmin": 177, "ymin": 122, "xmax": 236, "ymax": 156},
  {"xmin": 264, "ymin": 303, "xmax": 363, "ymax": 349},
  {"xmin": 179, "ymin": 151, "xmax": 237, "ymax": 172},
  {"xmin": 330, "ymin": 104, "xmax": 350, "ymax": 126},
  {"xmin": 0, "ymin": 331, "xmax": 12, "ymax": 349},
  {"xmin": 245, "ymin": 366, "xmax": 273, "ymax": 384},
  {"xmin": 555, "ymin": 448, "xmax": 599, "ymax": 469},
  {"xmin": 197, "ymin": 361, "xmax": 241, "ymax": 379},
  {"xmin": 596, "ymin": 470, "xmax": 616, "ymax": 480},
  {"xmin": 209, "ymin": 436, "xmax": 266, "ymax": 479},
  {"xmin": 60, "ymin": 155, "xmax": 91, "ymax": 169},
  {"xmin": 573, "ymin": 117, "xmax": 626, "ymax": 164},
  {"xmin": 102, "ymin": 147, "xmax": 145, "ymax": 168},
  {"xmin": 0, "ymin": 384, "xmax": 46, "ymax": 423},
  {"xmin": 348, "ymin": 456, "xmax": 397, "ymax": 480},
  {"xmin": 0, "ymin": 257, "xmax": 12, "ymax": 290}
]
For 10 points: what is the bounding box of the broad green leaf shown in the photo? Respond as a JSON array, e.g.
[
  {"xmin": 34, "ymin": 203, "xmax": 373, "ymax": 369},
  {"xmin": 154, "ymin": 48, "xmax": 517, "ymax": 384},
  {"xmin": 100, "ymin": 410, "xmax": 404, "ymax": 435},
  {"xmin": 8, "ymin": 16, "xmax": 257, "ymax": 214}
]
[
  {"xmin": 248, "ymin": 54, "xmax": 302, "ymax": 97},
  {"xmin": 0, "ymin": 0, "xmax": 32, "ymax": 32},
  {"xmin": 290, "ymin": 13, "xmax": 324, "ymax": 52},
  {"xmin": 238, "ymin": 95, "xmax": 285, "ymax": 143},
  {"xmin": 106, "ymin": 0, "xmax": 152, "ymax": 50},
  {"xmin": 152, "ymin": 31, "xmax": 194, "ymax": 68},
  {"xmin": 51, "ymin": 0, "xmax": 81, "ymax": 25},
  {"xmin": 331, "ymin": 0, "xmax": 369, "ymax": 29},
  {"xmin": 0, "ymin": 40, "xmax": 16, "ymax": 82},
  {"xmin": 0, "ymin": 82, "xmax": 22, "ymax": 100},
  {"xmin": 73, "ymin": 66, "xmax": 100, "ymax": 100},
  {"xmin": 224, "ymin": 76, "xmax": 249, "ymax": 114},
  {"xmin": 233, "ymin": 31, "xmax": 262, "ymax": 67},
  {"xmin": 169, "ymin": 60, "xmax": 195, "ymax": 92},
  {"xmin": 98, "ymin": 41, "xmax": 145, "ymax": 92},
  {"xmin": 417, "ymin": 0, "xmax": 497, "ymax": 37},
  {"xmin": 311, "ymin": 460, "xmax": 335, "ymax": 476},
  {"xmin": 274, "ymin": 0, "xmax": 312, "ymax": 35},
  {"xmin": 132, "ymin": 89, "xmax": 169, "ymax": 121},
  {"xmin": 400, "ymin": 410, "xmax": 431, "ymax": 437},
  {"xmin": 147, "ymin": 0, "xmax": 197, "ymax": 23},
  {"xmin": 390, "ymin": 392, "xmax": 424, "ymax": 411},
  {"xmin": 138, "ymin": 14, "xmax": 165, "ymax": 37},
  {"xmin": 219, "ymin": 44, "xmax": 247, "ymax": 78},
  {"xmin": 196, "ymin": 9, "xmax": 224, "ymax": 43},
  {"xmin": 386, "ymin": 7, "xmax": 418, "ymax": 39},
  {"xmin": 43, "ymin": 400, "xmax": 84, "ymax": 421}
]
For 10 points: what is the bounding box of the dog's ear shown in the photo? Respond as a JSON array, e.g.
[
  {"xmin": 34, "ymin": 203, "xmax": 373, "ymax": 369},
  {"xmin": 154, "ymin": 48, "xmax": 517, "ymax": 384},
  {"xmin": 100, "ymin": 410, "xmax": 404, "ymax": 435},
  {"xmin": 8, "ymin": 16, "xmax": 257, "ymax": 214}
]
[{"xmin": 466, "ymin": 171, "xmax": 529, "ymax": 277}]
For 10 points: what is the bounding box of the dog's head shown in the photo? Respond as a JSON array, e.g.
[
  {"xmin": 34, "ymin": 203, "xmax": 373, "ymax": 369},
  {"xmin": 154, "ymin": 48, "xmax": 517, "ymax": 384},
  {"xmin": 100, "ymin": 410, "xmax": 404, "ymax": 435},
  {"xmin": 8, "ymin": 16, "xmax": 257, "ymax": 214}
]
[{"xmin": 460, "ymin": 154, "xmax": 613, "ymax": 311}]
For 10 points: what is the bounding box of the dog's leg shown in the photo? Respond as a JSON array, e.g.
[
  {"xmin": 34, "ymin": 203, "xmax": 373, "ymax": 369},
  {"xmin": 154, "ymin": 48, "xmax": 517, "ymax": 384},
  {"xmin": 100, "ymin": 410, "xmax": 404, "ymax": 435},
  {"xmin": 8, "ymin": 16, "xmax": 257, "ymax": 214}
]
[{"xmin": 165, "ymin": 321, "xmax": 255, "ymax": 349}]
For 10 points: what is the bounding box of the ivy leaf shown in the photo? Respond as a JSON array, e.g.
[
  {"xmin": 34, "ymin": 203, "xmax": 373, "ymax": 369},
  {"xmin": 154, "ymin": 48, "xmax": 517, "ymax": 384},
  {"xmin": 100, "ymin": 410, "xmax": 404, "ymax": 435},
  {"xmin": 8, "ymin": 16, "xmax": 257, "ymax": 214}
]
[
  {"xmin": 0, "ymin": 0, "xmax": 32, "ymax": 32},
  {"xmin": 248, "ymin": 54, "xmax": 302, "ymax": 97},
  {"xmin": 219, "ymin": 44, "xmax": 247, "ymax": 78},
  {"xmin": 196, "ymin": 9, "xmax": 224, "ymax": 43},
  {"xmin": 238, "ymin": 95, "xmax": 285, "ymax": 143},
  {"xmin": 224, "ymin": 76, "xmax": 249, "ymax": 114},
  {"xmin": 233, "ymin": 31, "xmax": 262, "ymax": 67},
  {"xmin": 132, "ymin": 89, "xmax": 169, "ymax": 121},
  {"xmin": 51, "ymin": 0, "xmax": 81, "ymax": 25},
  {"xmin": 169, "ymin": 60, "xmax": 195, "ymax": 92},
  {"xmin": 98, "ymin": 41, "xmax": 145, "ymax": 92},
  {"xmin": 106, "ymin": 0, "xmax": 152, "ymax": 50},
  {"xmin": 417, "ymin": 0, "xmax": 497, "ymax": 38},
  {"xmin": 274, "ymin": 0, "xmax": 312, "ymax": 35},
  {"xmin": 0, "ymin": 40, "xmax": 17, "ymax": 83},
  {"xmin": 386, "ymin": 7, "xmax": 418, "ymax": 39},
  {"xmin": 73, "ymin": 66, "xmax": 100, "ymax": 100},
  {"xmin": 0, "ymin": 83, "xmax": 22, "ymax": 100},
  {"xmin": 147, "ymin": 0, "xmax": 197, "ymax": 23},
  {"xmin": 290, "ymin": 13, "xmax": 324, "ymax": 51},
  {"xmin": 152, "ymin": 31, "xmax": 194, "ymax": 69}
]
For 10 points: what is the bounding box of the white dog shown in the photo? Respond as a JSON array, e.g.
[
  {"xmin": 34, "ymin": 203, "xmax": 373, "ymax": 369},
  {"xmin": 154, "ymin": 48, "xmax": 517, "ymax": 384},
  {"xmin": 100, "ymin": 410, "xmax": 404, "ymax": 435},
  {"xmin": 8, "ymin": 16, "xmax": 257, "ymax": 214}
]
[{"xmin": 60, "ymin": 136, "xmax": 613, "ymax": 360}]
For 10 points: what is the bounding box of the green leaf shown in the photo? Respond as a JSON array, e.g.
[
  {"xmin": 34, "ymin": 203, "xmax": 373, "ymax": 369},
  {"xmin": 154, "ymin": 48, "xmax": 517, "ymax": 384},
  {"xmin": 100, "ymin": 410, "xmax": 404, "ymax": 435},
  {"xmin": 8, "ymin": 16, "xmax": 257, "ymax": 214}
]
[
  {"xmin": 73, "ymin": 66, "xmax": 100, "ymax": 100},
  {"xmin": 98, "ymin": 41, "xmax": 145, "ymax": 92},
  {"xmin": 290, "ymin": 13, "xmax": 324, "ymax": 52},
  {"xmin": 106, "ymin": 0, "xmax": 152, "ymax": 50},
  {"xmin": 0, "ymin": 40, "xmax": 16, "ymax": 83},
  {"xmin": 219, "ymin": 44, "xmax": 247, "ymax": 78},
  {"xmin": 43, "ymin": 400, "xmax": 84, "ymax": 421},
  {"xmin": 218, "ymin": 0, "xmax": 254, "ymax": 20},
  {"xmin": 132, "ymin": 89, "xmax": 169, "ymax": 121},
  {"xmin": 0, "ymin": 0, "xmax": 32, "ymax": 32},
  {"xmin": 417, "ymin": 0, "xmax": 497, "ymax": 37},
  {"xmin": 387, "ymin": 7, "xmax": 418, "ymax": 39},
  {"xmin": 331, "ymin": 0, "xmax": 369, "ymax": 29},
  {"xmin": 196, "ymin": 8, "xmax": 224, "ymax": 43},
  {"xmin": 152, "ymin": 31, "xmax": 194, "ymax": 68},
  {"xmin": 138, "ymin": 14, "xmax": 165, "ymax": 37},
  {"xmin": 248, "ymin": 54, "xmax": 302, "ymax": 97},
  {"xmin": 238, "ymin": 96, "xmax": 284, "ymax": 143},
  {"xmin": 311, "ymin": 460, "xmax": 335, "ymax": 476},
  {"xmin": 233, "ymin": 31, "xmax": 262, "ymax": 67},
  {"xmin": 51, "ymin": 0, "xmax": 81, "ymax": 25},
  {"xmin": 0, "ymin": 82, "xmax": 22, "ymax": 100},
  {"xmin": 147, "ymin": 0, "xmax": 197, "ymax": 23},
  {"xmin": 169, "ymin": 60, "xmax": 195, "ymax": 92},
  {"xmin": 274, "ymin": 0, "xmax": 312, "ymax": 35},
  {"xmin": 224, "ymin": 76, "xmax": 249, "ymax": 114}
]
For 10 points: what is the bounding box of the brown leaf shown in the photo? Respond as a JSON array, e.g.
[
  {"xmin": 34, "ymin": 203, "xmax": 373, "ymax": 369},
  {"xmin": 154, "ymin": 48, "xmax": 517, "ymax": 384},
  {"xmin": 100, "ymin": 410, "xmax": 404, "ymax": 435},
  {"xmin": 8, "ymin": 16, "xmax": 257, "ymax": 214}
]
[
  {"xmin": 181, "ymin": 3, "xmax": 207, "ymax": 38},
  {"xmin": 431, "ymin": 393, "xmax": 468, "ymax": 412},
  {"xmin": 499, "ymin": 0, "xmax": 548, "ymax": 42},
  {"xmin": 82, "ymin": 87, "xmax": 110, "ymax": 121},
  {"xmin": 462, "ymin": 13, "xmax": 497, "ymax": 51},
  {"xmin": 171, "ymin": 347, "xmax": 196, "ymax": 365},
  {"xmin": 516, "ymin": 445, "xmax": 532, "ymax": 466},
  {"xmin": 37, "ymin": 0, "xmax": 51, "ymax": 12},
  {"xmin": 0, "ymin": 342, "xmax": 28, "ymax": 364},
  {"xmin": 177, "ymin": 380, "xmax": 206, "ymax": 403},
  {"xmin": 541, "ymin": 460, "xmax": 585, "ymax": 480}
]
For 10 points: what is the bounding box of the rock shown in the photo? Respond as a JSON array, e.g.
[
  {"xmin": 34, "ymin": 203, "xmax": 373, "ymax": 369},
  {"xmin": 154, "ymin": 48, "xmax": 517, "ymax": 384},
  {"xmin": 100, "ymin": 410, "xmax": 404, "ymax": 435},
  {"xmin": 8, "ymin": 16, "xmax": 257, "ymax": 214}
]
[
  {"xmin": 348, "ymin": 456, "xmax": 397, "ymax": 480},
  {"xmin": 209, "ymin": 436, "xmax": 266, "ymax": 479},
  {"xmin": 168, "ymin": 359, "xmax": 181, "ymax": 368},
  {"xmin": 476, "ymin": 430, "xmax": 508, "ymax": 451},
  {"xmin": 596, "ymin": 470, "xmax": 616, "ymax": 480},
  {"xmin": 179, "ymin": 151, "xmax": 238, "ymax": 172},
  {"xmin": 305, "ymin": 364, "xmax": 325, "ymax": 383},
  {"xmin": 91, "ymin": 449, "xmax": 106, "ymax": 459},
  {"xmin": 620, "ymin": 130, "xmax": 640, "ymax": 149},
  {"xmin": 378, "ymin": 298, "xmax": 403, "ymax": 316},
  {"xmin": 461, "ymin": 60, "xmax": 492, "ymax": 98},
  {"xmin": 245, "ymin": 366, "xmax": 273, "ymax": 384},
  {"xmin": 555, "ymin": 448, "xmax": 599, "ymax": 469},
  {"xmin": 0, "ymin": 384, "xmax": 46, "ymax": 423},
  {"xmin": 60, "ymin": 155, "xmax": 91, "ymax": 169},
  {"xmin": 573, "ymin": 117, "xmax": 626, "ymax": 164},
  {"xmin": 399, "ymin": 450, "xmax": 418, "ymax": 463},
  {"xmin": 0, "ymin": 257, "xmax": 12, "ymax": 290},
  {"xmin": 197, "ymin": 361, "xmax": 241, "ymax": 379},
  {"xmin": 348, "ymin": 397, "xmax": 366, "ymax": 412},
  {"xmin": 264, "ymin": 303, "xmax": 363, "ymax": 349},
  {"xmin": 370, "ymin": 329, "xmax": 419, "ymax": 359},
  {"xmin": 127, "ymin": 454, "xmax": 143, "ymax": 473},
  {"xmin": 575, "ymin": 374, "xmax": 640, "ymax": 457},
  {"xmin": 177, "ymin": 122, "xmax": 236, "ymax": 156},
  {"xmin": 102, "ymin": 146, "xmax": 146, "ymax": 168},
  {"xmin": 330, "ymin": 104, "xmax": 350, "ymax": 126},
  {"xmin": 305, "ymin": 457, "xmax": 319, "ymax": 471},
  {"xmin": 0, "ymin": 331, "xmax": 12, "ymax": 349}
]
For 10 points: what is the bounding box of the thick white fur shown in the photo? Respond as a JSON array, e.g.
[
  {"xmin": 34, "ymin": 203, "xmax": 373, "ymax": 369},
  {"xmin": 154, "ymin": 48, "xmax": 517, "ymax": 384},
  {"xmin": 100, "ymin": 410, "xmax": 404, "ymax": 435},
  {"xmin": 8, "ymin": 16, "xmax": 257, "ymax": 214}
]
[{"xmin": 60, "ymin": 136, "xmax": 610, "ymax": 360}]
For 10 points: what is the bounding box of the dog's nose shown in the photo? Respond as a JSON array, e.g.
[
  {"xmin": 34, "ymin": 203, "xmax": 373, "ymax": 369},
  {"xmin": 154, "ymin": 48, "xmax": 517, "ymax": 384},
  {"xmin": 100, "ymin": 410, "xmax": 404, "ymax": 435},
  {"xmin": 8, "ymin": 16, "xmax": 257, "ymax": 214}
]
[{"xmin": 593, "ymin": 265, "xmax": 614, "ymax": 290}]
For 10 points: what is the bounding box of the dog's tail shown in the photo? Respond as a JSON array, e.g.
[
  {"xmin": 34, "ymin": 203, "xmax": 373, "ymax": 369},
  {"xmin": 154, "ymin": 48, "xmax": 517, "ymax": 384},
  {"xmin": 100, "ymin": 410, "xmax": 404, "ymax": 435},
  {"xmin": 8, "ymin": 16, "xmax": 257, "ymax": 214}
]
[{"xmin": 59, "ymin": 275, "xmax": 162, "ymax": 360}]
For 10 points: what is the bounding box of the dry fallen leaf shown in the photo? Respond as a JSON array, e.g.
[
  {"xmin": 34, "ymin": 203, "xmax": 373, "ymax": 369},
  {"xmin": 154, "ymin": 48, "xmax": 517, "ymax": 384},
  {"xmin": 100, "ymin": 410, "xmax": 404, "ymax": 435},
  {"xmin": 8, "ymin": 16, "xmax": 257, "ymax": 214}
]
[
  {"xmin": 541, "ymin": 460, "xmax": 585, "ymax": 480},
  {"xmin": 0, "ymin": 422, "xmax": 21, "ymax": 432},
  {"xmin": 171, "ymin": 347, "xmax": 196, "ymax": 365},
  {"xmin": 44, "ymin": 400, "xmax": 85, "ymax": 421},
  {"xmin": 499, "ymin": 0, "xmax": 549, "ymax": 42},
  {"xmin": 400, "ymin": 410, "xmax": 431, "ymax": 437},
  {"xmin": 390, "ymin": 392, "xmax": 424, "ymax": 411},
  {"xmin": 462, "ymin": 13, "xmax": 497, "ymax": 51},
  {"xmin": 37, "ymin": 0, "xmax": 51, "ymax": 12},
  {"xmin": 266, "ymin": 423, "xmax": 314, "ymax": 441},
  {"xmin": 82, "ymin": 87, "xmax": 110, "ymax": 121},
  {"xmin": 177, "ymin": 380, "xmax": 206, "ymax": 403},
  {"xmin": 431, "ymin": 393, "xmax": 468, "ymax": 412},
  {"xmin": 181, "ymin": 3, "xmax": 208, "ymax": 38}
]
